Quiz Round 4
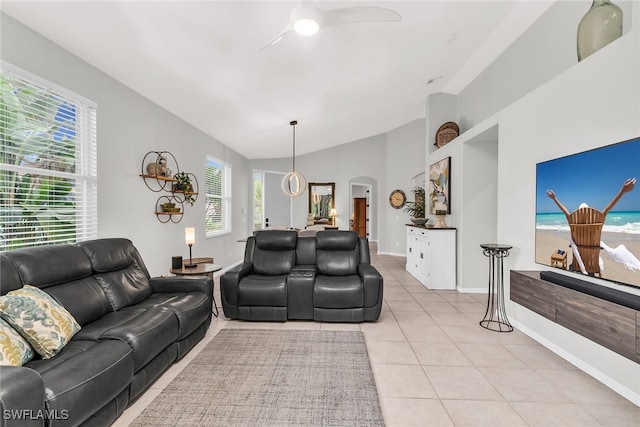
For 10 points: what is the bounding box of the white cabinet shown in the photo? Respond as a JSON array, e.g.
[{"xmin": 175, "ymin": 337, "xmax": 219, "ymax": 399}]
[{"xmin": 406, "ymin": 226, "xmax": 456, "ymax": 290}]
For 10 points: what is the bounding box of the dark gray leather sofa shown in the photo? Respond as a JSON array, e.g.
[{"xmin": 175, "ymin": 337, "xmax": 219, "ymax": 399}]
[
  {"xmin": 221, "ymin": 230, "xmax": 383, "ymax": 322},
  {"xmin": 0, "ymin": 238, "xmax": 212, "ymax": 426}
]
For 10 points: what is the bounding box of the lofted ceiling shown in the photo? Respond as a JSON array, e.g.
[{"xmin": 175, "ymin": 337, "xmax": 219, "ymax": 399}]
[{"xmin": 1, "ymin": 1, "xmax": 554, "ymax": 159}]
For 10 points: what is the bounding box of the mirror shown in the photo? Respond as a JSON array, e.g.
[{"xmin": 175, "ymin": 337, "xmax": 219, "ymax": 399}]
[{"xmin": 308, "ymin": 182, "xmax": 335, "ymax": 224}]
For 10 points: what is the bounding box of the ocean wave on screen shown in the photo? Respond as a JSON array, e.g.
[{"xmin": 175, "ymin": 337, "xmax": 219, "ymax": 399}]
[
  {"xmin": 536, "ymin": 224, "xmax": 570, "ymax": 232},
  {"xmin": 537, "ymin": 222, "xmax": 640, "ymax": 234},
  {"xmin": 602, "ymin": 222, "xmax": 640, "ymax": 234}
]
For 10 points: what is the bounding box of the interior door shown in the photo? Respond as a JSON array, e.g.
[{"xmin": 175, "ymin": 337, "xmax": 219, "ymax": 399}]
[
  {"xmin": 263, "ymin": 172, "xmax": 291, "ymax": 228},
  {"xmin": 353, "ymin": 197, "xmax": 367, "ymax": 237}
]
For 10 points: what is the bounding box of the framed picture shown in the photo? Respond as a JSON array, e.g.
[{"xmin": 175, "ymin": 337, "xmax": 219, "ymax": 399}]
[{"xmin": 428, "ymin": 157, "xmax": 451, "ymax": 214}]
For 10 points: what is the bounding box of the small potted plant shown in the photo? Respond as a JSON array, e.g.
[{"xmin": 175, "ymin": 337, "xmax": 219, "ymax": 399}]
[
  {"xmin": 173, "ymin": 172, "xmax": 196, "ymax": 206},
  {"xmin": 161, "ymin": 202, "xmax": 176, "ymax": 212},
  {"xmin": 404, "ymin": 186, "xmax": 427, "ymax": 226}
]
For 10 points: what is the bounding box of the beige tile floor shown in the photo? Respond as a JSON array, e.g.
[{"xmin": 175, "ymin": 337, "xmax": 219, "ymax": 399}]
[{"xmin": 115, "ymin": 249, "xmax": 640, "ymax": 426}]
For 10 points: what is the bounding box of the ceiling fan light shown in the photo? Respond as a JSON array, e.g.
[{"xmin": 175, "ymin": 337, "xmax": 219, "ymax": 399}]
[
  {"xmin": 291, "ymin": 2, "xmax": 322, "ymax": 36},
  {"xmin": 294, "ymin": 18, "xmax": 320, "ymax": 36}
]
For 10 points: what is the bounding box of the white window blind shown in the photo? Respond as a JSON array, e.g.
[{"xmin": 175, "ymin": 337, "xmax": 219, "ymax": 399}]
[
  {"xmin": 205, "ymin": 155, "xmax": 231, "ymax": 236},
  {"xmin": 0, "ymin": 64, "xmax": 97, "ymax": 251}
]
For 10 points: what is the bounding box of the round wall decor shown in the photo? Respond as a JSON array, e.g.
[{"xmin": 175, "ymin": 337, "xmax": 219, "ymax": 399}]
[{"xmin": 389, "ymin": 189, "xmax": 407, "ymax": 209}]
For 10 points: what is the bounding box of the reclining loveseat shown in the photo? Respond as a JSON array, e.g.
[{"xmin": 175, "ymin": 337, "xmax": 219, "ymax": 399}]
[
  {"xmin": 221, "ymin": 230, "xmax": 383, "ymax": 322},
  {"xmin": 0, "ymin": 238, "xmax": 212, "ymax": 426}
]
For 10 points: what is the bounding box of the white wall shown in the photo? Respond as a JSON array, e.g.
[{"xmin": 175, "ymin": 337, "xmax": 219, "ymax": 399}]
[
  {"xmin": 459, "ymin": 127, "xmax": 499, "ymax": 292},
  {"xmin": 457, "ymin": 0, "xmax": 634, "ymax": 132},
  {"xmin": 498, "ymin": 15, "xmax": 639, "ymax": 403},
  {"xmin": 383, "ymin": 119, "xmax": 426, "ymax": 255},
  {"xmin": 432, "ymin": 2, "xmax": 640, "ymax": 404},
  {"xmin": 1, "ymin": 13, "xmax": 251, "ymax": 276},
  {"xmin": 294, "ymin": 134, "xmax": 386, "ymax": 236}
]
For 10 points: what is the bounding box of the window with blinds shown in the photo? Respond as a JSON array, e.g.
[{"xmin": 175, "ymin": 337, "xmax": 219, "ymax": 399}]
[
  {"xmin": 205, "ymin": 155, "xmax": 231, "ymax": 236},
  {"xmin": 0, "ymin": 64, "xmax": 97, "ymax": 251}
]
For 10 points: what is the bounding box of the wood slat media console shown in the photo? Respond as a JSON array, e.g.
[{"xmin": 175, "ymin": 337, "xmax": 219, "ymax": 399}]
[{"xmin": 510, "ymin": 270, "xmax": 640, "ymax": 363}]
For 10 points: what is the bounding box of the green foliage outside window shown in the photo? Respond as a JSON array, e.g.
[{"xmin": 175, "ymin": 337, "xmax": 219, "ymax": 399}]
[
  {"xmin": 0, "ymin": 72, "xmax": 80, "ymax": 250},
  {"xmin": 253, "ymin": 173, "xmax": 263, "ymax": 230}
]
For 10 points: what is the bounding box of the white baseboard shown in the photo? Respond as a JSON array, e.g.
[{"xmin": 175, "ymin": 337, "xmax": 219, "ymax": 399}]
[
  {"xmin": 376, "ymin": 251, "xmax": 406, "ymax": 257},
  {"xmin": 511, "ymin": 319, "xmax": 640, "ymax": 407},
  {"xmin": 456, "ymin": 287, "xmax": 486, "ymax": 293}
]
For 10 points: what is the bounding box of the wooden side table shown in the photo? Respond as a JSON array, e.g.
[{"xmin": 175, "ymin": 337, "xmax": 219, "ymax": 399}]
[
  {"xmin": 171, "ymin": 263, "xmax": 223, "ymax": 317},
  {"xmin": 182, "ymin": 256, "xmax": 213, "ymax": 266}
]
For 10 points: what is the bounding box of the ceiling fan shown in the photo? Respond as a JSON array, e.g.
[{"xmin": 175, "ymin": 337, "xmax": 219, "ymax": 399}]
[{"xmin": 260, "ymin": 0, "xmax": 401, "ymax": 49}]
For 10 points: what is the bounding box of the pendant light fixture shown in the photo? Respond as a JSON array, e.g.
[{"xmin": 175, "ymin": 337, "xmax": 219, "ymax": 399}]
[{"xmin": 282, "ymin": 120, "xmax": 307, "ymax": 197}]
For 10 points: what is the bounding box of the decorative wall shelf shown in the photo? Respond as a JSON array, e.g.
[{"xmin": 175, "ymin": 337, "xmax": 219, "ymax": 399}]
[
  {"xmin": 140, "ymin": 151, "xmax": 198, "ymax": 223},
  {"xmin": 140, "ymin": 174, "xmax": 176, "ymax": 182}
]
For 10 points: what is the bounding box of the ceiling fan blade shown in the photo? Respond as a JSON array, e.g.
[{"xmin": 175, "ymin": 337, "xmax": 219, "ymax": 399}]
[
  {"xmin": 323, "ymin": 6, "xmax": 401, "ymax": 28},
  {"xmin": 259, "ymin": 25, "xmax": 293, "ymax": 50}
]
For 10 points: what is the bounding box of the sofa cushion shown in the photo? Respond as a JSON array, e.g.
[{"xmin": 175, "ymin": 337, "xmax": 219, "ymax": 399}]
[
  {"xmin": 0, "ymin": 285, "xmax": 81, "ymax": 359},
  {"xmin": 316, "ymin": 232, "xmax": 360, "ymax": 276},
  {"xmin": 314, "ymin": 275, "xmax": 363, "ymax": 309},
  {"xmin": 73, "ymin": 309, "xmax": 145, "ymax": 341},
  {"xmin": 0, "ymin": 365, "xmax": 45, "ymax": 427},
  {"xmin": 129, "ymin": 293, "xmax": 212, "ymax": 340},
  {"xmin": 94, "ymin": 264, "xmax": 153, "ymax": 311},
  {"xmin": 73, "ymin": 304, "xmax": 183, "ymax": 368},
  {"xmin": 26, "ymin": 339, "xmax": 133, "ymax": 427},
  {"xmin": 45, "ymin": 277, "xmax": 113, "ymax": 326},
  {"xmin": 296, "ymin": 236, "xmax": 317, "ymax": 265},
  {"xmin": 1, "ymin": 254, "xmax": 25, "ymax": 295},
  {"xmin": 316, "ymin": 231, "xmax": 359, "ymax": 251},
  {"xmin": 1, "ymin": 244, "xmax": 92, "ymax": 290},
  {"xmin": 98, "ymin": 307, "xmax": 179, "ymax": 372},
  {"xmin": 252, "ymin": 231, "xmax": 297, "ymax": 275},
  {"xmin": 254, "ymin": 230, "xmax": 297, "ymax": 251},
  {"xmin": 78, "ymin": 238, "xmax": 136, "ymax": 273},
  {"xmin": 238, "ymin": 274, "xmax": 288, "ymax": 307},
  {"xmin": 0, "ymin": 318, "xmax": 34, "ymax": 366}
]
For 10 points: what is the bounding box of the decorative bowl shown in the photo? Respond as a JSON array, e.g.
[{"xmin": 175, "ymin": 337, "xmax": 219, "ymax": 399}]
[{"xmin": 410, "ymin": 217, "xmax": 428, "ymax": 226}]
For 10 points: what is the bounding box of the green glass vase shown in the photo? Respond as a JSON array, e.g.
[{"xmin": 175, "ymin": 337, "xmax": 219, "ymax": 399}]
[{"xmin": 577, "ymin": 0, "xmax": 623, "ymax": 61}]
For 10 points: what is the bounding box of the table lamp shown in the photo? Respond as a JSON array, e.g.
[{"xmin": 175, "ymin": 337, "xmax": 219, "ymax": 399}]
[
  {"xmin": 184, "ymin": 227, "xmax": 197, "ymax": 268},
  {"xmin": 330, "ymin": 208, "xmax": 337, "ymax": 226}
]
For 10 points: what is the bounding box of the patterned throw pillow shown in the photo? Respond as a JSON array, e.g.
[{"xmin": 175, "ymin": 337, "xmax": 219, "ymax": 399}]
[
  {"xmin": 0, "ymin": 285, "xmax": 81, "ymax": 359},
  {"xmin": 0, "ymin": 317, "xmax": 34, "ymax": 366}
]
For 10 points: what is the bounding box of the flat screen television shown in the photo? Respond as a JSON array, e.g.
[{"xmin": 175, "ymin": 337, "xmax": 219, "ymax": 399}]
[{"xmin": 535, "ymin": 136, "xmax": 640, "ymax": 289}]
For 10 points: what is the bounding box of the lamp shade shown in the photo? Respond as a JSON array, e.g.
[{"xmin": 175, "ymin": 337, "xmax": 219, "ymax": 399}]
[
  {"xmin": 185, "ymin": 227, "xmax": 195, "ymax": 245},
  {"xmin": 330, "ymin": 208, "xmax": 337, "ymax": 217}
]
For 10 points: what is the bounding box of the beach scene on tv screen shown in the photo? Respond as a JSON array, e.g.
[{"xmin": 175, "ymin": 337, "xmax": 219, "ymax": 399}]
[{"xmin": 535, "ymin": 137, "xmax": 640, "ymax": 288}]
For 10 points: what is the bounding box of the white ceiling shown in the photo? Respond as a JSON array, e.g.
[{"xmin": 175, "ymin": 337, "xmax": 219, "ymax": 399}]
[{"xmin": 1, "ymin": 0, "xmax": 554, "ymax": 159}]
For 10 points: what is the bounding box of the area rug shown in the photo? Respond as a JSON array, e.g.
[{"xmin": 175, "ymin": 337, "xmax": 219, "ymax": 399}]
[{"xmin": 131, "ymin": 329, "xmax": 385, "ymax": 426}]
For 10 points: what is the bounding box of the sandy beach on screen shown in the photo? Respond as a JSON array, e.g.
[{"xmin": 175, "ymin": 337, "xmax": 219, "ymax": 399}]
[{"xmin": 535, "ymin": 230, "xmax": 640, "ymax": 288}]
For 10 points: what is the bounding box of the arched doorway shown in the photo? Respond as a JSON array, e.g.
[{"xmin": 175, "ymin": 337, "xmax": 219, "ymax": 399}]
[{"xmin": 349, "ymin": 176, "xmax": 377, "ymax": 241}]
